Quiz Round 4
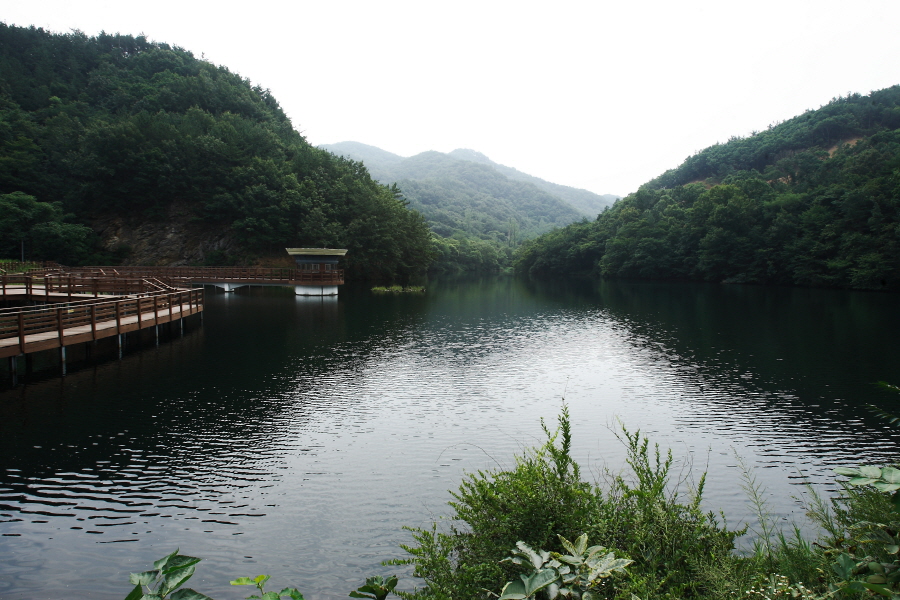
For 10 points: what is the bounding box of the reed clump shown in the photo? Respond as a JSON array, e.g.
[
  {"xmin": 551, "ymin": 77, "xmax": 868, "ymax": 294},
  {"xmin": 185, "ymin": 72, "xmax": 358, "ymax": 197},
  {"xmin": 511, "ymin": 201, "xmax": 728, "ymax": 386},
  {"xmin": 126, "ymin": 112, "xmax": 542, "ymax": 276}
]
[{"xmin": 371, "ymin": 285, "xmax": 426, "ymax": 294}]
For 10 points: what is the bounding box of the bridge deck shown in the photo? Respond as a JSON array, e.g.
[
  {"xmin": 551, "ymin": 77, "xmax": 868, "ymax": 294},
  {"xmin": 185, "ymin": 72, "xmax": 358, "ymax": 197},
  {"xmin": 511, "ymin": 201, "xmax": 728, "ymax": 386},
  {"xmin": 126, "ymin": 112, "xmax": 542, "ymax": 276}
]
[
  {"xmin": 1, "ymin": 277, "xmax": 203, "ymax": 360},
  {"xmin": 0, "ymin": 298, "xmax": 198, "ymax": 359}
]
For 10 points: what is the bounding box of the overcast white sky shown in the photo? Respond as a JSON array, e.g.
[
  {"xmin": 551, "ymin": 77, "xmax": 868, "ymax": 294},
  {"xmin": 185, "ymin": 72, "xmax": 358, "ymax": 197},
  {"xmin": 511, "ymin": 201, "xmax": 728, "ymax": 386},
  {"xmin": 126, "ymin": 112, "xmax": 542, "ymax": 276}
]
[{"xmin": 5, "ymin": 0, "xmax": 900, "ymax": 196}]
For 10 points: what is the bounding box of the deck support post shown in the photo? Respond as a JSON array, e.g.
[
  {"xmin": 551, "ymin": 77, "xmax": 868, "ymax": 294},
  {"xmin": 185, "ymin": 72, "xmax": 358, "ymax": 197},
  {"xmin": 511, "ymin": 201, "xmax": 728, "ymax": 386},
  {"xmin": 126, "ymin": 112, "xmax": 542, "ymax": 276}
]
[
  {"xmin": 155, "ymin": 325, "xmax": 160, "ymax": 346},
  {"xmin": 117, "ymin": 334, "xmax": 123, "ymax": 359},
  {"xmin": 8, "ymin": 355, "xmax": 17, "ymax": 386},
  {"xmin": 59, "ymin": 346, "xmax": 67, "ymax": 376},
  {"xmin": 179, "ymin": 318, "xmax": 184, "ymax": 336}
]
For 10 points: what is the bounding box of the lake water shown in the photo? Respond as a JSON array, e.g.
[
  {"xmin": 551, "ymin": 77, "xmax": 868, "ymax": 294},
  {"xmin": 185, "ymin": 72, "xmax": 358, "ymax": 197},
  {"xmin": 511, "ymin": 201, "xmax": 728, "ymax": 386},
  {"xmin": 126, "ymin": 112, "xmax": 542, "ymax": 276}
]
[{"xmin": 1, "ymin": 276, "xmax": 899, "ymax": 599}]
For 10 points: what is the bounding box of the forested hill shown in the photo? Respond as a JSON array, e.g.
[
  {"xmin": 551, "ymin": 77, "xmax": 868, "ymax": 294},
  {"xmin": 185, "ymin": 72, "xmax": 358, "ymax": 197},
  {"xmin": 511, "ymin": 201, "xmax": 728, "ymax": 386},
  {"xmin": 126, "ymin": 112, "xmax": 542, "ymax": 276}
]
[
  {"xmin": 320, "ymin": 141, "xmax": 615, "ymax": 271},
  {"xmin": 446, "ymin": 149, "xmax": 619, "ymax": 217},
  {"xmin": 515, "ymin": 86, "xmax": 900, "ymax": 290},
  {"xmin": 0, "ymin": 24, "xmax": 432, "ymax": 281},
  {"xmin": 321, "ymin": 142, "xmax": 616, "ymax": 220},
  {"xmin": 644, "ymin": 87, "xmax": 900, "ymax": 190}
]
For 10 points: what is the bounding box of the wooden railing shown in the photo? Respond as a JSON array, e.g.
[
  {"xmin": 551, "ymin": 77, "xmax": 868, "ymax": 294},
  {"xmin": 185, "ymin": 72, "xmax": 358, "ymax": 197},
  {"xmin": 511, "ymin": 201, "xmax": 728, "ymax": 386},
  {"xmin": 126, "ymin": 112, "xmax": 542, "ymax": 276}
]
[
  {"xmin": 0, "ymin": 279, "xmax": 181, "ymax": 316},
  {"xmin": 0, "ymin": 288, "xmax": 203, "ymax": 358},
  {"xmin": 0, "ymin": 274, "xmax": 179, "ymax": 299}
]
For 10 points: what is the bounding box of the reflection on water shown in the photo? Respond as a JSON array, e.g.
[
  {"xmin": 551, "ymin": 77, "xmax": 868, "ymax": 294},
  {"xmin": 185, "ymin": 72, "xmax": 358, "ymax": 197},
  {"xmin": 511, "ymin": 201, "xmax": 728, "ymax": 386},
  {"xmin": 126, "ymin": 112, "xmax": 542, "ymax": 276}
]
[{"xmin": 1, "ymin": 278, "xmax": 898, "ymax": 599}]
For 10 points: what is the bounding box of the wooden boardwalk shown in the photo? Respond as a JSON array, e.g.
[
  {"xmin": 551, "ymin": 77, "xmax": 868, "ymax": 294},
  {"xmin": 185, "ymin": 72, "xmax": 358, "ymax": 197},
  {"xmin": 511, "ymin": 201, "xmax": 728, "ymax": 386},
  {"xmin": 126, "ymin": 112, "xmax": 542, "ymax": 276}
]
[
  {"xmin": 0, "ymin": 274, "xmax": 203, "ymax": 361},
  {"xmin": 1, "ymin": 264, "xmax": 348, "ymax": 380}
]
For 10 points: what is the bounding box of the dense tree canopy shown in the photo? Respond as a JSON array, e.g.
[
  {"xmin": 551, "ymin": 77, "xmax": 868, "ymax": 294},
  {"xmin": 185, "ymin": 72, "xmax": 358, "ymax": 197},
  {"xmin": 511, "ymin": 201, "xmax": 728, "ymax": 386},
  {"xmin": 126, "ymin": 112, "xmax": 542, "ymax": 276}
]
[
  {"xmin": 0, "ymin": 191, "xmax": 95, "ymax": 264},
  {"xmin": 516, "ymin": 87, "xmax": 900, "ymax": 291},
  {"xmin": 0, "ymin": 24, "xmax": 433, "ymax": 280}
]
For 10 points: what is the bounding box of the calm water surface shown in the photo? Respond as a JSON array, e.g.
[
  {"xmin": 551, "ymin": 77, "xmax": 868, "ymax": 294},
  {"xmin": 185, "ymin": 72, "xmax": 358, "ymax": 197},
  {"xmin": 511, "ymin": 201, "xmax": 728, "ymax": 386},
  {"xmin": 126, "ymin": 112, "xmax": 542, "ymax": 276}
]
[{"xmin": 1, "ymin": 277, "xmax": 898, "ymax": 599}]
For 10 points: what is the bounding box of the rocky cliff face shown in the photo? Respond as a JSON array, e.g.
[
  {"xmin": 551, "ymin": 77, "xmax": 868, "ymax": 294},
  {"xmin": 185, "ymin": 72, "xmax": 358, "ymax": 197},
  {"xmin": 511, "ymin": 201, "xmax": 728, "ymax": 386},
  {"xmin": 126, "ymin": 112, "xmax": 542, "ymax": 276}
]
[{"xmin": 91, "ymin": 203, "xmax": 238, "ymax": 266}]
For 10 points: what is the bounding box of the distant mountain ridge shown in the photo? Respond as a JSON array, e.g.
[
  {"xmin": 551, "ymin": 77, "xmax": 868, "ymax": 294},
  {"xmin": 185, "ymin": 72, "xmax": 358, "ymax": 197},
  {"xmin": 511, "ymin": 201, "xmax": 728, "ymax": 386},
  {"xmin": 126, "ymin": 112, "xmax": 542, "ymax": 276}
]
[
  {"xmin": 319, "ymin": 142, "xmax": 618, "ymax": 218},
  {"xmin": 319, "ymin": 141, "xmax": 618, "ymax": 271},
  {"xmin": 446, "ymin": 148, "xmax": 620, "ymax": 217}
]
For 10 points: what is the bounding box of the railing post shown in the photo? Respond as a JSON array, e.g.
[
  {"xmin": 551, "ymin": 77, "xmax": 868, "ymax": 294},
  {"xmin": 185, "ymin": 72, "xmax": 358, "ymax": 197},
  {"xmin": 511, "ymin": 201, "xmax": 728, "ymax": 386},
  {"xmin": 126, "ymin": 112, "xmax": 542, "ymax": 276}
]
[
  {"xmin": 91, "ymin": 305, "xmax": 97, "ymax": 340},
  {"xmin": 57, "ymin": 306, "xmax": 65, "ymax": 346},
  {"xmin": 18, "ymin": 312, "xmax": 25, "ymax": 354}
]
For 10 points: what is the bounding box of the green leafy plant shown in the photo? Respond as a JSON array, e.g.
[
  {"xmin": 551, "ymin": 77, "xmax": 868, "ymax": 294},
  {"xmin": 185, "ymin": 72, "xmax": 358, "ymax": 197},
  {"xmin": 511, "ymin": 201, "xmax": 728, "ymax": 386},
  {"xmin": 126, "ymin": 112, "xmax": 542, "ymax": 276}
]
[
  {"xmin": 823, "ymin": 466, "xmax": 900, "ymax": 598},
  {"xmin": 499, "ymin": 534, "xmax": 632, "ymax": 600},
  {"xmin": 833, "ymin": 466, "xmax": 900, "ymax": 511},
  {"xmin": 350, "ymin": 575, "xmax": 399, "ymax": 600},
  {"xmin": 818, "ymin": 382, "xmax": 900, "ymax": 598},
  {"xmin": 230, "ymin": 574, "xmax": 304, "ymax": 600},
  {"xmin": 124, "ymin": 549, "xmax": 213, "ymax": 600},
  {"xmin": 500, "ymin": 541, "xmax": 559, "ymax": 600}
]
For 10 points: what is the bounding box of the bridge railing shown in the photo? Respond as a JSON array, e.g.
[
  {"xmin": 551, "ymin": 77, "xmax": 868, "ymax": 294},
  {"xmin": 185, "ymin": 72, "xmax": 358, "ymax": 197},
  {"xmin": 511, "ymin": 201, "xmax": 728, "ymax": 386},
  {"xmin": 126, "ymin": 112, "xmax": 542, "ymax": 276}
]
[
  {"xmin": 0, "ymin": 274, "xmax": 183, "ymax": 299},
  {"xmin": 77, "ymin": 266, "xmax": 345, "ymax": 284},
  {"xmin": 0, "ymin": 288, "xmax": 204, "ymax": 352}
]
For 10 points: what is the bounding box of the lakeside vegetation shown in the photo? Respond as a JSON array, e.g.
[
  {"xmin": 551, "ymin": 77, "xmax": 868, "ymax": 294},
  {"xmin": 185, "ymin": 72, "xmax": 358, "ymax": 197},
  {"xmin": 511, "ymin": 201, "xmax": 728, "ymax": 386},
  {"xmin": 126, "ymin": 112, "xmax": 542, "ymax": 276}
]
[
  {"xmin": 515, "ymin": 86, "xmax": 900, "ymax": 290},
  {"xmin": 371, "ymin": 285, "xmax": 426, "ymax": 293}
]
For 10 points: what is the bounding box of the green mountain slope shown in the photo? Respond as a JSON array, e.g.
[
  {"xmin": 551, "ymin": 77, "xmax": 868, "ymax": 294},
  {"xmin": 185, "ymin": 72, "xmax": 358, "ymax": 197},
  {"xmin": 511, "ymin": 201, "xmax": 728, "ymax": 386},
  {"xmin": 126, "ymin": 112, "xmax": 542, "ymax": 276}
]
[
  {"xmin": 447, "ymin": 148, "xmax": 619, "ymax": 217},
  {"xmin": 321, "ymin": 141, "xmax": 614, "ymax": 271},
  {"xmin": 0, "ymin": 24, "xmax": 432, "ymax": 281},
  {"xmin": 515, "ymin": 86, "xmax": 900, "ymax": 290},
  {"xmin": 643, "ymin": 88, "xmax": 900, "ymax": 191},
  {"xmin": 321, "ymin": 142, "xmax": 615, "ymax": 220}
]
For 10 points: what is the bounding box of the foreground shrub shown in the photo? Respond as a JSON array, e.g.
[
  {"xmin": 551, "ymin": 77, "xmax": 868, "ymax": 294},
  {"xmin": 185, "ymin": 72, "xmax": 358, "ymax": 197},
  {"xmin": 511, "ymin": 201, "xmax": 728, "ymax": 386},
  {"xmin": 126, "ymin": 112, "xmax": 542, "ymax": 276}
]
[
  {"xmin": 589, "ymin": 429, "xmax": 746, "ymax": 599},
  {"xmin": 390, "ymin": 408, "xmax": 746, "ymax": 599}
]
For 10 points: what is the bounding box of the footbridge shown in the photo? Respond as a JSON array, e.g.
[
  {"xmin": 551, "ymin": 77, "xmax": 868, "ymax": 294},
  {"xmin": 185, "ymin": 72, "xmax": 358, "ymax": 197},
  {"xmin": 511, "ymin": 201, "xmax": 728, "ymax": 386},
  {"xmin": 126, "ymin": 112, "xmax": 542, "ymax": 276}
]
[
  {"xmin": 74, "ymin": 265, "xmax": 345, "ymax": 295},
  {"xmin": 1, "ymin": 272, "xmax": 203, "ymax": 376}
]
